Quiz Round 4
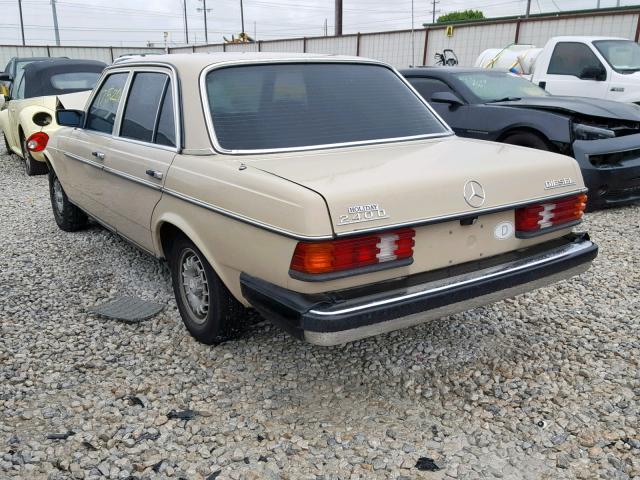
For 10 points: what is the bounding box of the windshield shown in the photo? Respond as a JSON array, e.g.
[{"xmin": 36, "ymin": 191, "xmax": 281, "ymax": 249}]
[
  {"xmin": 454, "ymin": 72, "xmax": 548, "ymax": 102},
  {"xmin": 594, "ymin": 40, "xmax": 640, "ymax": 72},
  {"xmin": 205, "ymin": 63, "xmax": 448, "ymax": 152}
]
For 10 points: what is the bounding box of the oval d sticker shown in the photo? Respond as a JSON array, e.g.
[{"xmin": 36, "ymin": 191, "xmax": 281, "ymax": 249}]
[{"xmin": 494, "ymin": 221, "xmax": 514, "ymax": 240}]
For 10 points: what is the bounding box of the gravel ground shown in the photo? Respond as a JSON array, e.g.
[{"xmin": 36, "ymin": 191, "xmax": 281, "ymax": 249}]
[{"xmin": 1, "ymin": 139, "xmax": 639, "ymax": 480}]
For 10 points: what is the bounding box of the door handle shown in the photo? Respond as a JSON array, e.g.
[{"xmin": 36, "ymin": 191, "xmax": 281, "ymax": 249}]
[
  {"xmin": 91, "ymin": 151, "xmax": 105, "ymax": 160},
  {"xmin": 145, "ymin": 169, "xmax": 163, "ymax": 180}
]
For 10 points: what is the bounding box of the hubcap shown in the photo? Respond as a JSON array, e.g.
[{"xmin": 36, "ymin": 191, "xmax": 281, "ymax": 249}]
[
  {"xmin": 53, "ymin": 178, "xmax": 64, "ymax": 214},
  {"xmin": 179, "ymin": 248, "xmax": 209, "ymax": 324}
]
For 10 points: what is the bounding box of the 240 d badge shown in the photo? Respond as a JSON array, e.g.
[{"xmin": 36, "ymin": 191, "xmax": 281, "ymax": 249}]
[{"xmin": 338, "ymin": 203, "xmax": 390, "ymax": 225}]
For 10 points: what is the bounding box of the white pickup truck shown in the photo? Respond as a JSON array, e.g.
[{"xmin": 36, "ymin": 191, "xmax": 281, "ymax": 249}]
[{"xmin": 475, "ymin": 36, "xmax": 640, "ymax": 103}]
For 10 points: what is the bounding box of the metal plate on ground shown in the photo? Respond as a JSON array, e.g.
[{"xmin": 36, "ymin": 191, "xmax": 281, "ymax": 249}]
[{"xmin": 89, "ymin": 296, "xmax": 164, "ymax": 323}]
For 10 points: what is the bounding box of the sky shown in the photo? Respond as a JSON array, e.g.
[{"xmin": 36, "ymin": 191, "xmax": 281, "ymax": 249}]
[{"xmin": 0, "ymin": 0, "xmax": 637, "ymax": 47}]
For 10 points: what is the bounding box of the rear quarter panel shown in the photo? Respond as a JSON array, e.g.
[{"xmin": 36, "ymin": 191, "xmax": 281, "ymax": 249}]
[
  {"xmin": 17, "ymin": 98, "xmax": 58, "ymax": 162},
  {"xmin": 152, "ymin": 154, "xmax": 334, "ymax": 303}
]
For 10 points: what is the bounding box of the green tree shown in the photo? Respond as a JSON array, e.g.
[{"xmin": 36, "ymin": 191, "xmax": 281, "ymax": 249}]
[{"xmin": 437, "ymin": 9, "xmax": 485, "ymax": 23}]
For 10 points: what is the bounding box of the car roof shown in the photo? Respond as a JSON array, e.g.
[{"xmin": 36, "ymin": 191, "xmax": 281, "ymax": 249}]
[
  {"xmin": 23, "ymin": 59, "xmax": 106, "ymax": 76},
  {"xmin": 549, "ymin": 35, "xmax": 628, "ymax": 42},
  {"xmin": 22, "ymin": 59, "xmax": 106, "ymax": 98},
  {"xmin": 110, "ymin": 52, "xmax": 374, "ymax": 71},
  {"xmin": 400, "ymin": 66, "xmax": 496, "ymax": 76}
]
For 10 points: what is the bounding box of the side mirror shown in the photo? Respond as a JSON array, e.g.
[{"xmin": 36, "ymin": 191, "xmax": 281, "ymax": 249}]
[
  {"xmin": 0, "ymin": 72, "xmax": 11, "ymax": 82},
  {"xmin": 56, "ymin": 109, "xmax": 84, "ymax": 128},
  {"xmin": 430, "ymin": 91, "xmax": 464, "ymax": 107},
  {"xmin": 579, "ymin": 66, "xmax": 606, "ymax": 81}
]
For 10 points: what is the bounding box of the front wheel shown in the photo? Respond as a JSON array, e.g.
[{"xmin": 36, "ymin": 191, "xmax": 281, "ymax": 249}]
[
  {"xmin": 22, "ymin": 135, "xmax": 48, "ymax": 176},
  {"xmin": 502, "ymin": 132, "xmax": 551, "ymax": 151},
  {"xmin": 168, "ymin": 235, "xmax": 246, "ymax": 344},
  {"xmin": 49, "ymin": 169, "xmax": 87, "ymax": 231}
]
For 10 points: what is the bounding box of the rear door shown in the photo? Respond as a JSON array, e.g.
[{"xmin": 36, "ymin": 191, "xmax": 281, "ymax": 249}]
[
  {"xmin": 100, "ymin": 68, "xmax": 178, "ymax": 252},
  {"xmin": 56, "ymin": 71, "xmax": 129, "ymax": 221}
]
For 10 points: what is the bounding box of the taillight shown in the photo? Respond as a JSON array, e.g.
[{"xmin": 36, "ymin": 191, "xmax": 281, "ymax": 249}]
[
  {"xmin": 291, "ymin": 228, "xmax": 415, "ymax": 276},
  {"xmin": 26, "ymin": 132, "xmax": 49, "ymax": 152},
  {"xmin": 515, "ymin": 193, "xmax": 587, "ymax": 234}
]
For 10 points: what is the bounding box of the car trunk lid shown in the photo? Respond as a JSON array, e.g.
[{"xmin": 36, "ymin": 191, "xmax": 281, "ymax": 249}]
[{"xmin": 245, "ymin": 137, "xmax": 584, "ymax": 236}]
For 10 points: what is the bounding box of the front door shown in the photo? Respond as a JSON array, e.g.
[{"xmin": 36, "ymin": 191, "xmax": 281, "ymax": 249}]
[
  {"xmin": 99, "ymin": 69, "xmax": 178, "ymax": 252},
  {"xmin": 538, "ymin": 41, "xmax": 610, "ymax": 99}
]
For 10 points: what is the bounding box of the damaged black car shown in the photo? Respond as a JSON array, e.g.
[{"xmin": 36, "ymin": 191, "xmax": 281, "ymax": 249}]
[{"xmin": 401, "ymin": 67, "xmax": 640, "ymax": 210}]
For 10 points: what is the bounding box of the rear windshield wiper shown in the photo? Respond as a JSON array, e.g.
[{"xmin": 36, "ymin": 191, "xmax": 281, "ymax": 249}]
[{"xmin": 486, "ymin": 96, "xmax": 522, "ymax": 103}]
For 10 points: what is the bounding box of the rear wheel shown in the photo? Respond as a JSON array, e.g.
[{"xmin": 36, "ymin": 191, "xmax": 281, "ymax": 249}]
[
  {"xmin": 22, "ymin": 135, "xmax": 48, "ymax": 176},
  {"xmin": 168, "ymin": 235, "xmax": 246, "ymax": 344},
  {"xmin": 49, "ymin": 169, "xmax": 87, "ymax": 231},
  {"xmin": 502, "ymin": 132, "xmax": 551, "ymax": 151}
]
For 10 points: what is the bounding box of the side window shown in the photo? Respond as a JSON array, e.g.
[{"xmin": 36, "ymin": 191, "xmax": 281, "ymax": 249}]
[
  {"xmin": 120, "ymin": 72, "xmax": 169, "ymax": 143},
  {"xmin": 14, "ymin": 75, "xmax": 25, "ymax": 100},
  {"xmin": 548, "ymin": 42, "xmax": 604, "ymax": 77},
  {"xmin": 155, "ymin": 86, "xmax": 176, "ymax": 147},
  {"xmin": 407, "ymin": 77, "xmax": 454, "ymax": 101},
  {"xmin": 86, "ymin": 72, "xmax": 128, "ymax": 134}
]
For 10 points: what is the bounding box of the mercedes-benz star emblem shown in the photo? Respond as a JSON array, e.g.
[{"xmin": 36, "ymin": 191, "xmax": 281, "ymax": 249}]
[{"xmin": 463, "ymin": 180, "xmax": 486, "ymax": 208}]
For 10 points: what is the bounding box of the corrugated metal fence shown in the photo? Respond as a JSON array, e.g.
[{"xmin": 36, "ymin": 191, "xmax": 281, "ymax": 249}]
[
  {"xmin": 0, "ymin": 45, "xmax": 164, "ymax": 69},
  {"xmin": 2, "ymin": 7, "xmax": 639, "ymax": 70},
  {"xmin": 170, "ymin": 7, "xmax": 640, "ymax": 69}
]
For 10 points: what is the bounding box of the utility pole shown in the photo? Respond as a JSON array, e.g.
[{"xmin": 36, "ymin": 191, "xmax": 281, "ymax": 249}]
[
  {"xmin": 411, "ymin": 0, "xmax": 415, "ymax": 65},
  {"xmin": 18, "ymin": 0, "xmax": 26, "ymax": 46},
  {"xmin": 254, "ymin": 21, "xmax": 256, "ymax": 41},
  {"xmin": 183, "ymin": 0, "xmax": 189, "ymax": 43},
  {"xmin": 335, "ymin": 0, "xmax": 342, "ymax": 36},
  {"xmin": 240, "ymin": 0, "xmax": 245, "ymax": 34},
  {"xmin": 525, "ymin": 0, "xmax": 531, "ymax": 17},
  {"xmin": 429, "ymin": 0, "xmax": 440, "ymax": 24},
  {"xmin": 51, "ymin": 0, "xmax": 60, "ymax": 46},
  {"xmin": 197, "ymin": 0, "xmax": 212, "ymax": 44},
  {"xmin": 324, "ymin": 18, "xmax": 328, "ymax": 36}
]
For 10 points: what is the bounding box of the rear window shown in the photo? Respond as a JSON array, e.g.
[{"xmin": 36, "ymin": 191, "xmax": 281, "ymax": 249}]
[
  {"xmin": 205, "ymin": 63, "xmax": 447, "ymax": 151},
  {"xmin": 50, "ymin": 72, "xmax": 100, "ymax": 91}
]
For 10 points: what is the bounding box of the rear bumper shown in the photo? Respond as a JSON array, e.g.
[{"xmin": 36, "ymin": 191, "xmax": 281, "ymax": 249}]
[
  {"xmin": 573, "ymin": 134, "xmax": 640, "ymax": 210},
  {"xmin": 240, "ymin": 233, "xmax": 597, "ymax": 346}
]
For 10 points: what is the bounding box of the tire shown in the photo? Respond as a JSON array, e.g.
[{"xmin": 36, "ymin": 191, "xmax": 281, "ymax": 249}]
[
  {"xmin": 22, "ymin": 135, "xmax": 49, "ymax": 176},
  {"xmin": 3, "ymin": 132, "xmax": 11, "ymax": 155},
  {"xmin": 502, "ymin": 132, "xmax": 551, "ymax": 151},
  {"xmin": 49, "ymin": 169, "xmax": 87, "ymax": 232},
  {"xmin": 168, "ymin": 235, "xmax": 246, "ymax": 344}
]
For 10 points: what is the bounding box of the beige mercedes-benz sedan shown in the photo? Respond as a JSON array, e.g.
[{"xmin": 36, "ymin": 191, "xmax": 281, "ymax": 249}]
[{"xmin": 45, "ymin": 53, "xmax": 598, "ymax": 346}]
